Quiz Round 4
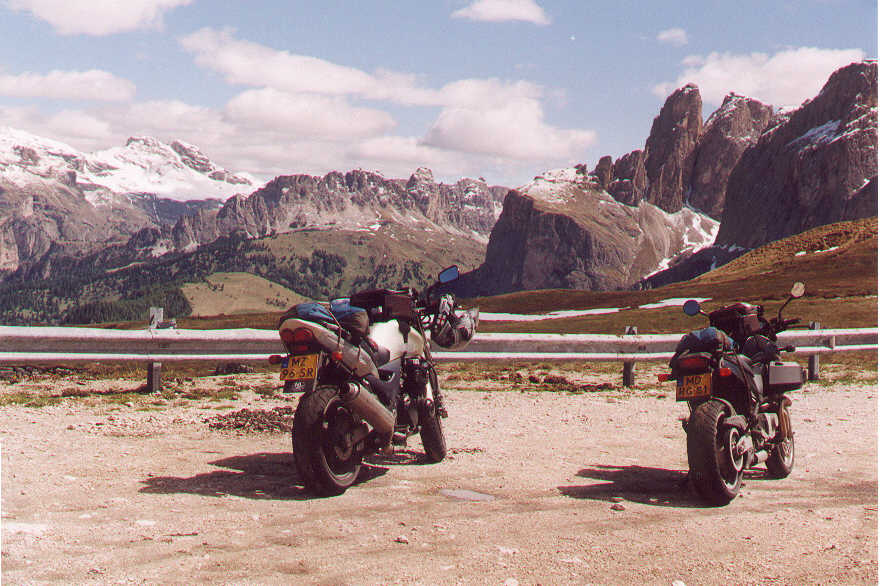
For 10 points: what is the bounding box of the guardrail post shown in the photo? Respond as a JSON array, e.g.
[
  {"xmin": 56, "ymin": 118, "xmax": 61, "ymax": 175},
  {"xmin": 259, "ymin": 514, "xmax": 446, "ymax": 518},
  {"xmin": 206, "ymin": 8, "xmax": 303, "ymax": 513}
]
[
  {"xmin": 808, "ymin": 321, "xmax": 820, "ymax": 381},
  {"xmin": 148, "ymin": 307, "xmax": 163, "ymax": 391},
  {"xmin": 622, "ymin": 325, "xmax": 637, "ymax": 388}
]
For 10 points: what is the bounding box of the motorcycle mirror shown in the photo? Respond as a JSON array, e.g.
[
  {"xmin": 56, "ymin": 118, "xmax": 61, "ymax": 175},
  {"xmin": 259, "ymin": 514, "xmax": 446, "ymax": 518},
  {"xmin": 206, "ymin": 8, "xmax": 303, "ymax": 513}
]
[
  {"xmin": 683, "ymin": 299, "xmax": 701, "ymax": 316},
  {"xmin": 790, "ymin": 282, "xmax": 805, "ymax": 298},
  {"xmin": 438, "ymin": 265, "xmax": 459, "ymax": 284}
]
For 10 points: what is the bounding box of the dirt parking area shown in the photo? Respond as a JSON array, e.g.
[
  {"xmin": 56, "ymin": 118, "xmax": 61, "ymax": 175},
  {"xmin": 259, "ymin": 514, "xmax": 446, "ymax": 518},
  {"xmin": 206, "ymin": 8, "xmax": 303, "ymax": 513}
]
[{"xmin": 1, "ymin": 363, "xmax": 877, "ymax": 584}]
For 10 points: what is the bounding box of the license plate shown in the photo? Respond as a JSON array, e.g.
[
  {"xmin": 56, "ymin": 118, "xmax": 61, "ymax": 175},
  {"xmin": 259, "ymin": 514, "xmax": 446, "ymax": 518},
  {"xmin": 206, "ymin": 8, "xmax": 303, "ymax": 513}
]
[
  {"xmin": 280, "ymin": 354, "xmax": 319, "ymax": 381},
  {"xmin": 676, "ymin": 372, "xmax": 712, "ymax": 401}
]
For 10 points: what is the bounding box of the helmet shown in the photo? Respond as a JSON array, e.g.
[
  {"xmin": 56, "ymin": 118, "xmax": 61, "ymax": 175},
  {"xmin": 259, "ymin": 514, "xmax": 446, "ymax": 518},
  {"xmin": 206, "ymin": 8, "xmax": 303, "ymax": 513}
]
[{"xmin": 432, "ymin": 302, "xmax": 479, "ymax": 350}]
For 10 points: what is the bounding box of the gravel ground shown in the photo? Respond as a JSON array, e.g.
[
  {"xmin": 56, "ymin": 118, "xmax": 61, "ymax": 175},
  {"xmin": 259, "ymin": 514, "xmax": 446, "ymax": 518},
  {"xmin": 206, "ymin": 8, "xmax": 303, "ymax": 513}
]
[{"xmin": 0, "ymin": 365, "xmax": 876, "ymax": 584}]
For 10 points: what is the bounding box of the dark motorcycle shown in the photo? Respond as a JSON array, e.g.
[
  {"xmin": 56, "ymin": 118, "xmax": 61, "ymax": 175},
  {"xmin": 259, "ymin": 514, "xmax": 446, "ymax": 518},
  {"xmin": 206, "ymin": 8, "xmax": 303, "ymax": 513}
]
[
  {"xmin": 659, "ymin": 282, "xmax": 807, "ymax": 505},
  {"xmin": 269, "ymin": 265, "xmax": 478, "ymax": 496}
]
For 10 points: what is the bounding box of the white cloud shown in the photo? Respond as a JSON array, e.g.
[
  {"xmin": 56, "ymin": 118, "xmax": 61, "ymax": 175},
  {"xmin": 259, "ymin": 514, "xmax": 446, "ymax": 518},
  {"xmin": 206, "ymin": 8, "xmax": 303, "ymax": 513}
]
[
  {"xmin": 225, "ymin": 88, "xmax": 395, "ymax": 139},
  {"xmin": 653, "ymin": 47, "xmax": 867, "ymax": 107},
  {"xmin": 0, "ymin": 69, "xmax": 135, "ymax": 101},
  {"xmin": 422, "ymin": 97, "xmax": 596, "ymax": 160},
  {"xmin": 452, "ymin": 0, "xmax": 550, "ymax": 25},
  {"xmin": 657, "ymin": 28, "xmax": 688, "ymax": 47},
  {"xmin": 45, "ymin": 109, "xmax": 114, "ymax": 140},
  {"xmin": 180, "ymin": 28, "xmax": 440, "ymax": 106},
  {"xmin": 5, "ymin": 0, "xmax": 192, "ymax": 35}
]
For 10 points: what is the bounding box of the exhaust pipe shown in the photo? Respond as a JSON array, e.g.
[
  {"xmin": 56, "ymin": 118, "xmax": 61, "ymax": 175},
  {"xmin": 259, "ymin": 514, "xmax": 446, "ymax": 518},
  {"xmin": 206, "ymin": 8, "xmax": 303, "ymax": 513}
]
[{"xmin": 340, "ymin": 382, "xmax": 395, "ymax": 436}]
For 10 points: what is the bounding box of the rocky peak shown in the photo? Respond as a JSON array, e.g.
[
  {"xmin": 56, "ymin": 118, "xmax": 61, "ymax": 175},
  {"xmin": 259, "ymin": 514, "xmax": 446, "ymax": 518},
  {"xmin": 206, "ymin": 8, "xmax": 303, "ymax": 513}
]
[
  {"xmin": 716, "ymin": 60, "xmax": 878, "ymax": 248},
  {"xmin": 171, "ymin": 140, "xmax": 213, "ymax": 174},
  {"xmin": 590, "ymin": 156, "xmax": 613, "ymax": 191},
  {"xmin": 643, "ymin": 83, "xmax": 703, "ymax": 213},
  {"xmin": 608, "ymin": 150, "xmax": 647, "ymax": 206},
  {"xmin": 689, "ymin": 93, "xmax": 774, "ymax": 218}
]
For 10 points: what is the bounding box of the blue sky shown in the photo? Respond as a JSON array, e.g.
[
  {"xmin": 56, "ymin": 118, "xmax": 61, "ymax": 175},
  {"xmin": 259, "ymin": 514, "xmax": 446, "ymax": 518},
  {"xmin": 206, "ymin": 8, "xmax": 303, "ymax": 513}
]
[{"xmin": 0, "ymin": 0, "xmax": 875, "ymax": 189}]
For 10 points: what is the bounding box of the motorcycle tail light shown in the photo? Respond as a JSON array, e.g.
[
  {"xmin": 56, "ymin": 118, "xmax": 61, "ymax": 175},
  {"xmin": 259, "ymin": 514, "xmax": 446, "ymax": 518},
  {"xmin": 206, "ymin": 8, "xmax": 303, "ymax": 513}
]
[
  {"xmin": 268, "ymin": 354, "xmax": 282, "ymax": 365},
  {"xmin": 281, "ymin": 327, "xmax": 315, "ymax": 353},
  {"xmin": 719, "ymin": 367, "xmax": 733, "ymax": 377},
  {"xmin": 657, "ymin": 373, "xmax": 671, "ymax": 382},
  {"xmin": 331, "ymin": 350, "xmax": 343, "ymax": 362},
  {"xmin": 678, "ymin": 356, "xmax": 710, "ymax": 370}
]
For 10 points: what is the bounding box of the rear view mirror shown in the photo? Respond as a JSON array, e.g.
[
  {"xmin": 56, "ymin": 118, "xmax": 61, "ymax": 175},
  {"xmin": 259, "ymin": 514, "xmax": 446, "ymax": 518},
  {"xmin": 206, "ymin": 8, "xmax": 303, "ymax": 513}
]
[
  {"xmin": 790, "ymin": 282, "xmax": 805, "ymax": 298},
  {"xmin": 438, "ymin": 265, "xmax": 459, "ymax": 284},
  {"xmin": 683, "ymin": 299, "xmax": 701, "ymax": 316}
]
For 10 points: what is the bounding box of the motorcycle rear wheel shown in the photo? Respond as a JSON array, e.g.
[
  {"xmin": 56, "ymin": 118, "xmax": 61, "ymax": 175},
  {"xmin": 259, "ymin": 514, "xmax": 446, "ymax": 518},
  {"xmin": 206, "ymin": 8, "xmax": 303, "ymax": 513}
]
[
  {"xmin": 419, "ymin": 367, "xmax": 447, "ymax": 462},
  {"xmin": 292, "ymin": 385, "xmax": 362, "ymax": 496},
  {"xmin": 765, "ymin": 404, "xmax": 795, "ymax": 478},
  {"xmin": 687, "ymin": 399, "xmax": 744, "ymax": 506}
]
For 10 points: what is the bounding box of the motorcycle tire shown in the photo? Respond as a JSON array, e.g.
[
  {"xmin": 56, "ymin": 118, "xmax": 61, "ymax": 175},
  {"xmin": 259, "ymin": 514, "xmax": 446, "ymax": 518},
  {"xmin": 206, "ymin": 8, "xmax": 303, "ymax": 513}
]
[
  {"xmin": 292, "ymin": 385, "xmax": 362, "ymax": 496},
  {"xmin": 419, "ymin": 366, "xmax": 447, "ymax": 462},
  {"xmin": 687, "ymin": 399, "xmax": 744, "ymax": 506},
  {"xmin": 765, "ymin": 404, "xmax": 795, "ymax": 478}
]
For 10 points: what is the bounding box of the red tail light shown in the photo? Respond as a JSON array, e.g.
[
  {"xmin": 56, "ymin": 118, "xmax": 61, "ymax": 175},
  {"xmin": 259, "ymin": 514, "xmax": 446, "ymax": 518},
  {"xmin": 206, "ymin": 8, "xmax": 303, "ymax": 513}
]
[
  {"xmin": 281, "ymin": 327, "xmax": 315, "ymax": 353},
  {"xmin": 658, "ymin": 373, "xmax": 671, "ymax": 382},
  {"xmin": 678, "ymin": 356, "xmax": 710, "ymax": 370},
  {"xmin": 719, "ymin": 367, "xmax": 733, "ymax": 377},
  {"xmin": 268, "ymin": 354, "xmax": 282, "ymax": 365}
]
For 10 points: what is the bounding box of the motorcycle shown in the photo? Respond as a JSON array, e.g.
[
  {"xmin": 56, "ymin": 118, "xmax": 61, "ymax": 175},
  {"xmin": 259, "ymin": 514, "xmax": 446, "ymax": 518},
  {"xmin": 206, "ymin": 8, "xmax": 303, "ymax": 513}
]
[
  {"xmin": 659, "ymin": 282, "xmax": 807, "ymax": 505},
  {"xmin": 269, "ymin": 265, "xmax": 478, "ymax": 496}
]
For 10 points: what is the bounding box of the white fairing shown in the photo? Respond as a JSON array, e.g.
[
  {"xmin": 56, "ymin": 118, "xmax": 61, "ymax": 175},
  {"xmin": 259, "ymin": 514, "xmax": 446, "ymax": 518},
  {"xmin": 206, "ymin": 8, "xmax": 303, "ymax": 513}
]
[{"xmin": 370, "ymin": 319, "xmax": 425, "ymax": 361}]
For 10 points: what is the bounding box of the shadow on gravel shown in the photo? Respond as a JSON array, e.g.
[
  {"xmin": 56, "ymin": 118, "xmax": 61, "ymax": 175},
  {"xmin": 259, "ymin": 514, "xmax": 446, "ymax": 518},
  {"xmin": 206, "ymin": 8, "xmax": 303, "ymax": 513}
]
[
  {"xmin": 139, "ymin": 452, "xmax": 388, "ymax": 500},
  {"xmin": 367, "ymin": 448, "xmax": 435, "ymax": 466},
  {"xmin": 558, "ymin": 464, "xmax": 702, "ymax": 508}
]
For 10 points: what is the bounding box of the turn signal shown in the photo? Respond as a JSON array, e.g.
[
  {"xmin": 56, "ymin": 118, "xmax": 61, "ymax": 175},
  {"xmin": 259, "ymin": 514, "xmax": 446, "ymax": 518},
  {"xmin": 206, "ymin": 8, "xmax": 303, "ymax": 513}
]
[
  {"xmin": 268, "ymin": 354, "xmax": 282, "ymax": 365},
  {"xmin": 331, "ymin": 351, "xmax": 344, "ymax": 362},
  {"xmin": 719, "ymin": 367, "xmax": 733, "ymax": 377}
]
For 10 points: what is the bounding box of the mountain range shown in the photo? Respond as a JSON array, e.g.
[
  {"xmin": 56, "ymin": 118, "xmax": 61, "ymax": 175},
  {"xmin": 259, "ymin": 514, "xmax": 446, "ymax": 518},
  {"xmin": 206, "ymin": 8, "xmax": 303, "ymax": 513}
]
[{"xmin": 0, "ymin": 60, "xmax": 875, "ymax": 324}]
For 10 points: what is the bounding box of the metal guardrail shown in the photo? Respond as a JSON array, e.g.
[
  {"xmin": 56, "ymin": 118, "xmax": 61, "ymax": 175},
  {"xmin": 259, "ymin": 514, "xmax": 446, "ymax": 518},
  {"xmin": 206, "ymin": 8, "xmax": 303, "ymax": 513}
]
[
  {"xmin": 0, "ymin": 326, "xmax": 874, "ymax": 362},
  {"xmin": 0, "ymin": 324, "xmax": 874, "ymax": 386}
]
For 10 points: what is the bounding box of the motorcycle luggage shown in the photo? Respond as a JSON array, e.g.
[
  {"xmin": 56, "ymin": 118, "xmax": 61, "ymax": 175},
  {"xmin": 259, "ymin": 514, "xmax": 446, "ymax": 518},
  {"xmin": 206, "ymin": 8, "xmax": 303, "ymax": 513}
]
[
  {"xmin": 329, "ymin": 299, "xmax": 369, "ymax": 338},
  {"xmin": 673, "ymin": 327, "xmax": 733, "ymax": 355},
  {"xmin": 765, "ymin": 361, "xmax": 805, "ymax": 393},
  {"xmin": 350, "ymin": 289, "xmax": 414, "ymax": 322},
  {"xmin": 709, "ymin": 303, "xmax": 762, "ymax": 342}
]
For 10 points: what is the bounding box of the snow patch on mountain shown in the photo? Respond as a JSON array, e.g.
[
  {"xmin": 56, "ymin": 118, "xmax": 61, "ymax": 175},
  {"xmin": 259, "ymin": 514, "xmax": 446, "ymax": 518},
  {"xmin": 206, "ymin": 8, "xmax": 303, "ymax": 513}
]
[{"xmin": 0, "ymin": 127, "xmax": 259, "ymax": 202}]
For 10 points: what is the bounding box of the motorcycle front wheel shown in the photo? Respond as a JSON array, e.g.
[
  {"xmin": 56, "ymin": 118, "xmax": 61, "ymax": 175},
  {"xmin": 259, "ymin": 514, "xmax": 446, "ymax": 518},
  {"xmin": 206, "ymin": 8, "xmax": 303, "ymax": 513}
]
[
  {"xmin": 765, "ymin": 403, "xmax": 795, "ymax": 478},
  {"xmin": 687, "ymin": 399, "xmax": 744, "ymax": 506},
  {"xmin": 419, "ymin": 366, "xmax": 447, "ymax": 462},
  {"xmin": 292, "ymin": 385, "xmax": 362, "ymax": 496}
]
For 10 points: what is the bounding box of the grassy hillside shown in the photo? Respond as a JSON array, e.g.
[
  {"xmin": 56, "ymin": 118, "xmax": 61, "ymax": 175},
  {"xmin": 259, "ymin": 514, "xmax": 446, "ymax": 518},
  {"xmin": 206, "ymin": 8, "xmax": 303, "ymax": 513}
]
[
  {"xmin": 180, "ymin": 272, "xmax": 307, "ymax": 317},
  {"xmin": 472, "ymin": 218, "xmax": 877, "ymax": 334},
  {"xmin": 0, "ymin": 222, "xmax": 485, "ymax": 325}
]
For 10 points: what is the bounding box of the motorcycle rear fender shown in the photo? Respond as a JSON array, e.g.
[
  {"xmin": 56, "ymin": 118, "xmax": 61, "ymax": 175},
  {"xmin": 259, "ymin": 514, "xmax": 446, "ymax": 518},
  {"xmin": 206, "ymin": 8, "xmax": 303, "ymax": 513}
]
[{"xmin": 279, "ymin": 317, "xmax": 379, "ymax": 378}]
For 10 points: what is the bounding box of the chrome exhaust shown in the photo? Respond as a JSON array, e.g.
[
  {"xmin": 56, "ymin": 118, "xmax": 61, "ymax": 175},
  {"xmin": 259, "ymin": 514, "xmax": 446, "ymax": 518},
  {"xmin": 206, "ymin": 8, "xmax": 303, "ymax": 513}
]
[{"xmin": 340, "ymin": 382, "xmax": 395, "ymax": 436}]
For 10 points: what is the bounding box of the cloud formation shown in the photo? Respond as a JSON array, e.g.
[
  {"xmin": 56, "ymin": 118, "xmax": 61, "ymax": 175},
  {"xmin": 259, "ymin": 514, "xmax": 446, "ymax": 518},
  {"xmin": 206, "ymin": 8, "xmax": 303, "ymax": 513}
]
[
  {"xmin": 657, "ymin": 28, "xmax": 688, "ymax": 47},
  {"xmin": 0, "ymin": 69, "xmax": 136, "ymax": 101},
  {"xmin": 653, "ymin": 47, "xmax": 867, "ymax": 107},
  {"xmin": 5, "ymin": 0, "xmax": 192, "ymax": 35},
  {"xmin": 452, "ymin": 0, "xmax": 550, "ymax": 25}
]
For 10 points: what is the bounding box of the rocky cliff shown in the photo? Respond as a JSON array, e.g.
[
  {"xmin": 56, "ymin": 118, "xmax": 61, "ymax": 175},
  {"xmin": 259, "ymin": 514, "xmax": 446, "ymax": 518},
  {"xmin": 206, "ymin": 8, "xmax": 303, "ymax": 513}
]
[
  {"xmin": 603, "ymin": 85, "xmax": 775, "ymax": 219},
  {"xmin": 458, "ymin": 169, "xmax": 718, "ymax": 295},
  {"xmin": 716, "ymin": 60, "xmax": 878, "ymax": 248},
  {"xmin": 167, "ymin": 167, "xmax": 505, "ymax": 254},
  {"xmin": 466, "ymin": 60, "xmax": 876, "ymax": 295}
]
